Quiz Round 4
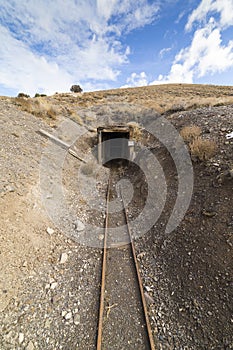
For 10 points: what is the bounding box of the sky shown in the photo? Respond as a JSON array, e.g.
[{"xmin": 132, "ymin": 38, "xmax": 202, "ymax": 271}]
[{"xmin": 0, "ymin": 0, "xmax": 233, "ymax": 96}]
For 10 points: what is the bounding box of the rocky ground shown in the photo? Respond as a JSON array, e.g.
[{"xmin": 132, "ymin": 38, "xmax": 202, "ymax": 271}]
[
  {"xmin": 134, "ymin": 105, "xmax": 233, "ymax": 350},
  {"xmin": 0, "ymin": 87, "xmax": 232, "ymax": 349},
  {"xmin": 0, "ymin": 97, "xmax": 102, "ymax": 350}
]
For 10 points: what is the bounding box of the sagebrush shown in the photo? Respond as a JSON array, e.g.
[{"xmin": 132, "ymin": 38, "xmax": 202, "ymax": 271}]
[
  {"xmin": 127, "ymin": 122, "xmax": 142, "ymax": 142},
  {"xmin": 180, "ymin": 125, "xmax": 202, "ymax": 142},
  {"xmin": 15, "ymin": 97, "xmax": 59, "ymax": 120},
  {"xmin": 189, "ymin": 137, "xmax": 217, "ymax": 161}
]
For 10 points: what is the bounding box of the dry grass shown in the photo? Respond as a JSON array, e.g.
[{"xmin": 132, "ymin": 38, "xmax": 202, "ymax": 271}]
[
  {"xmin": 15, "ymin": 97, "xmax": 59, "ymax": 120},
  {"xmin": 180, "ymin": 125, "xmax": 202, "ymax": 142},
  {"xmin": 66, "ymin": 109, "xmax": 83, "ymax": 125},
  {"xmin": 179, "ymin": 124, "xmax": 217, "ymax": 162},
  {"xmin": 84, "ymin": 115, "xmax": 96, "ymax": 123},
  {"xmin": 189, "ymin": 137, "xmax": 217, "ymax": 161},
  {"xmin": 127, "ymin": 122, "xmax": 142, "ymax": 142},
  {"xmin": 78, "ymin": 84, "xmax": 233, "ymax": 114},
  {"xmin": 12, "ymin": 84, "xmax": 233, "ymax": 124}
]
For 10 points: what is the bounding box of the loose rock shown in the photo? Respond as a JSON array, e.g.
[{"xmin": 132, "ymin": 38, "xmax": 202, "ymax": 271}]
[
  {"xmin": 64, "ymin": 312, "xmax": 72, "ymax": 320},
  {"xmin": 46, "ymin": 227, "xmax": 54, "ymax": 235},
  {"xmin": 50, "ymin": 282, "xmax": 58, "ymax": 289},
  {"xmin": 73, "ymin": 313, "xmax": 81, "ymax": 325},
  {"xmin": 60, "ymin": 252, "xmax": 68, "ymax": 264},
  {"xmin": 26, "ymin": 341, "xmax": 34, "ymax": 350},
  {"xmin": 75, "ymin": 219, "xmax": 85, "ymax": 232},
  {"xmin": 18, "ymin": 332, "xmax": 24, "ymax": 344}
]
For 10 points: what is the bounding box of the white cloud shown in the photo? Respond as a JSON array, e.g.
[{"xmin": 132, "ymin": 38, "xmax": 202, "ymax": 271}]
[
  {"xmin": 151, "ymin": 20, "xmax": 233, "ymax": 85},
  {"xmin": 97, "ymin": 0, "xmax": 118, "ymax": 20},
  {"xmin": 186, "ymin": 0, "xmax": 233, "ymax": 30},
  {"xmin": 197, "ymin": 27, "xmax": 233, "ymax": 76},
  {"xmin": 0, "ymin": 0, "xmax": 159, "ymax": 95},
  {"xmin": 96, "ymin": 0, "xmax": 159, "ymax": 32},
  {"xmin": 175, "ymin": 10, "xmax": 186, "ymax": 24},
  {"xmin": 121, "ymin": 71, "xmax": 148, "ymax": 88},
  {"xmin": 151, "ymin": 1, "xmax": 233, "ymax": 86},
  {"xmin": 0, "ymin": 26, "xmax": 73, "ymax": 95},
  {"xmin": 159, "ymin": 47, "xmax": 172, "ymax": 58},
  {"xmin": 149, "ymin": 74, "xmax": 170, "ymax": 85}
]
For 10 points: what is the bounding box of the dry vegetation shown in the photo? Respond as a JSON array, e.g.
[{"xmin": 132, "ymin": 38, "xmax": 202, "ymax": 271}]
[
  {"xmin": 12, "ymin": 84, "xmax": 232, "ymax": 162},
  {"xmin": 13, "ymin": 83, "xmax": 233, "ymax": 120},
  {"xmin": 127, "ymin": 121, "xmax": 143, "ymax": 142},
  {"xmin": 14, "ymin": 97, "xmax": 59, "ymax": 120},
  {"xmin": 1, "ymin": 83, "xmax": 232, "ymax": 350},
  {"xmin": 189, "ymin": 137, "xmax": 217, "ymax": 161},
  {"xmin": 180, "ymin": 124, "xmax": 217, "ymax": 161},
  {"xmin": 14, "ymin": 96, "xmax": 85, "ymax": 125},
  {"xmin": 66, "ymin": 108, "xmax": 84, "ymax": 125},
  {"xmin": 180, "ymin": 125, "xmax": 202, "ymax": 142},
  {"xmin": 62, "ymin": 83, "xmax": 233, "ymax": 113}
]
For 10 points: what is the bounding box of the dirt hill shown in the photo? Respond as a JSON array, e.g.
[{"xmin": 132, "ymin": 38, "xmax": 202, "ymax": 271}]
[{"xmin": 0, "ymin": 84, "xmax": 232, "ymax": 349}]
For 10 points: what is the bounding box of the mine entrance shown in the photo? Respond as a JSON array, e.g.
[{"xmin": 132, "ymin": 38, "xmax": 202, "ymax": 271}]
[
  {"xmin": 102, "ymin": 131, "xmax": 129, "ymax": 163},
  {"xmin": 97, "ymin": 126, "xmax": 134, "ymax": 166}
]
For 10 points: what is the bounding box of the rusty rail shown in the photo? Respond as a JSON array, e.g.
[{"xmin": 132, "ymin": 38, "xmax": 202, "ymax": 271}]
[
  {"xmin": 97, "ymin": 177, "xmax": 156, "ymax": 350},
  {"xmin": 96, "ymin": 177, "xmax": 110, "ymax": 350},
  {"xmin": 121, "ymin": 189, "xmax": 156, "ymax": 350}
]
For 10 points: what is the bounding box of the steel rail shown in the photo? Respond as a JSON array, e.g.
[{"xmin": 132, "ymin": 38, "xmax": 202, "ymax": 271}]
[
  {"xmin": 97, "ymin": 176, "xmax": 156, "ymax": 349},
  {"xmin": 96, "ymin": 176, "xmax": 110, "ymax": 350},
  {"xmin": 121, "ymin": 188, "xmax": 156, "ymax": 350}
]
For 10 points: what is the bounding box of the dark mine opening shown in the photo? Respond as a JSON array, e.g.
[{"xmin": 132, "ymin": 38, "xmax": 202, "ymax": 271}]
[
  {"xmin": 97, "ymin": 126, "xmax": 134, "ymax": 166},
  {"xmin": 102, "ymin": 131, "xmax": 129, "ymax": 165}
]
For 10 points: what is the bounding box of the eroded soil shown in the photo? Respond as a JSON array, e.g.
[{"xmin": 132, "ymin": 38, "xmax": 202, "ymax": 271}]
[{"xmin": 0, "ymin": 93, "xmax": 232, "ymax": 349}]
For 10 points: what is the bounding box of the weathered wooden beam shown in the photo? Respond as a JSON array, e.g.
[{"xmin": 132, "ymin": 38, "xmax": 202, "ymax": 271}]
[
  {"xmin": 38, "ymin": 129, "xmax": 86, "ymax": 163},
  {"xmin": 68, "ymin": 148, "xmax": 86, "ymax": 163},
  {"xmin": 38, "ymin": 129, "xmax": 70, "ymax": 148}
]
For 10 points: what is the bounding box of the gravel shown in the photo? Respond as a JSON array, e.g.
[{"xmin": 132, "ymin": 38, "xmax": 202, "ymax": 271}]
[{"xmin": 0, "ymin": 97, "xmax": 232, "ymax": 349}]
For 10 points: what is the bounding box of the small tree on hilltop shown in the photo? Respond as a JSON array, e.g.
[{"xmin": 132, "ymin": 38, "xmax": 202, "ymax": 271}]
[
  {"xmin": 17, "ymin": 92, "xmax": 30, "ymax": 98},
  {"xmin": 70, "ymin": 85, "xmax": 83, "ymax": 93}
]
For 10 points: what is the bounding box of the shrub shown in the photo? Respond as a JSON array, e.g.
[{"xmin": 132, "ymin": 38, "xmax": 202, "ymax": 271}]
[
  {"xmin": 70, "ymin": 85, "xmax": 83, "ymax": 93},
  {"xmin": 127, "ymin": 121, "xmax": 142, "ymax": 142},
  {"xmin": 34, "ymin": 93, "xmax": 47, "ymax": 97},
  {"xmin": 189, "ymin": 137, "xmax": 217, "ymax": 161},
  {"xmin": 17, "ymin": 92, "xmax": 30, "ymax": 98},
  {"xmin": 46, "ymin": 106, "xmax": 57, "ymax": 120},
  {"xmin": 180, "ymin": 125, "xmax": 201, "ymax": 142},
  {"xmin": 15, "ymin": 98, "xmax": 58, "ymax": 120},
  {"xmin": 166, "ymin": 104, "xmax": 186, "ymax": 114}
]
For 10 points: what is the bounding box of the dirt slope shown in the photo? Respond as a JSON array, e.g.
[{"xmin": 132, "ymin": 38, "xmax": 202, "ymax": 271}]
[{"xmin": 0, "ymin": 84, "xmax": 232, "ymax": 349}]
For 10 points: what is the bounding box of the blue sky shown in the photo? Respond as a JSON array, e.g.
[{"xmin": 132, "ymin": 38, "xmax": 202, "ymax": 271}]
[{"xmin": 0, "ymin": 0, "xmax": 233, "ymax": 96}]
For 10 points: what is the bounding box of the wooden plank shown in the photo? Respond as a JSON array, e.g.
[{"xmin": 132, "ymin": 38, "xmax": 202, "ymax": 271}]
[
  {"xmin": 68, "ymin": 148, "xmax": 86, "ymax": 163},
  {"xmin": 38, "ymin": 129, "xmax": 86, "ymax": 163},
  {"xmin": 38, "ymin": 129, "xmax": 70, "ymax": 149}
]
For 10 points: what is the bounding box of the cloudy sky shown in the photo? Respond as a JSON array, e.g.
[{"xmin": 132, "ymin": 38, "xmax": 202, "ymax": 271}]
[{"xmin": 0, "ymin": 0, "xmax": 233, "ymax": 96}]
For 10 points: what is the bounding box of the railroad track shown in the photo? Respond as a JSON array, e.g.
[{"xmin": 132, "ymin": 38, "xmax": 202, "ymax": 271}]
[{"xmin": 97, "ymin": 169, "xmax": 156, "ymax": 349}]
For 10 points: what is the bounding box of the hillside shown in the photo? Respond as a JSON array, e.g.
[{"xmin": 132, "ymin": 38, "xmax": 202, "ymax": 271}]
[{"xmin": 0, "ymin": 84, "xmax": 232, "ymax": 349}]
